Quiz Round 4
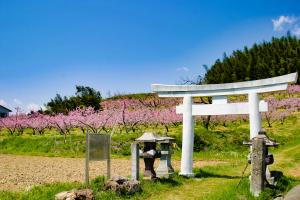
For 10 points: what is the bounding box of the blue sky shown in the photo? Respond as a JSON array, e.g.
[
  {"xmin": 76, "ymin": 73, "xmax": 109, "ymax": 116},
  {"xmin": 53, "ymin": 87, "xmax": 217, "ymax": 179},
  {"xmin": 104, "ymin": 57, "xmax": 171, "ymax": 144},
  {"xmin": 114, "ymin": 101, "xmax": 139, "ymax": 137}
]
[{"xmin": 0, "ymin": 0, "xmax": 300, "ymax": 112}]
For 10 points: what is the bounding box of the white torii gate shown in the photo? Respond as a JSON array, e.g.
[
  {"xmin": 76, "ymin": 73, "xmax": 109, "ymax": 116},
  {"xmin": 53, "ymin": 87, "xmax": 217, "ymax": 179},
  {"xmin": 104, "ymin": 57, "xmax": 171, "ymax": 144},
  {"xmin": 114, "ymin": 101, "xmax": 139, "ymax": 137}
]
[{"xmin": 152, "ymin": 72, "xmax": 298, "ymax": 177}]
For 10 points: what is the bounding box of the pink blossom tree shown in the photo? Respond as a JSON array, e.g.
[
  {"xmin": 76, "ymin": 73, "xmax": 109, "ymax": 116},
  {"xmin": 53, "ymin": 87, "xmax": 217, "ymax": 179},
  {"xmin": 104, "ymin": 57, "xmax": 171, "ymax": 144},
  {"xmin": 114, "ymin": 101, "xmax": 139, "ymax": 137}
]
[
  {"xmin": 49, "ymin": 113, "xmax": 75, "ymax": 143},
  {"xmin": 26, "ymin": 113, "xmax": 50, "ymax": 135}
]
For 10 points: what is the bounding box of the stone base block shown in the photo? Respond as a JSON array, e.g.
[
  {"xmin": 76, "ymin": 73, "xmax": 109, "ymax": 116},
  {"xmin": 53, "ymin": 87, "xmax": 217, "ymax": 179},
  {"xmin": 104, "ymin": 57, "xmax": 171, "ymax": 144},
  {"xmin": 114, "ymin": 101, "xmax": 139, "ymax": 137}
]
[{"xmin": 179, "ymin": 172, "xmax": 194, "ymax": 178}]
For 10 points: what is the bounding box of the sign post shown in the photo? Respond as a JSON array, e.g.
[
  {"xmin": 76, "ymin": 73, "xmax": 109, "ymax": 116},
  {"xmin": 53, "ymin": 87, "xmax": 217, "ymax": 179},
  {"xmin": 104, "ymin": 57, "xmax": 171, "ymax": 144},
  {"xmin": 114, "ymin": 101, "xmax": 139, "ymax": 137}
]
[{"xmin": 85, "ymin": 132, "xmax": 111, "ymax": 184}]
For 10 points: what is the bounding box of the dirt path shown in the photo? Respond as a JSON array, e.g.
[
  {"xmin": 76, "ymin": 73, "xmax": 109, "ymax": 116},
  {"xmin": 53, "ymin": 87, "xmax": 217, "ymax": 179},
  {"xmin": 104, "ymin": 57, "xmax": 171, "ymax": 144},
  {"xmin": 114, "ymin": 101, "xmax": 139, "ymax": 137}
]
[
  {"xmin": 0, "ymin": 154, "xmax": 224, "ymax": 191},
  {"xmin": 273, "ymin": 142, "xmax": 300, "ymax": 178}
]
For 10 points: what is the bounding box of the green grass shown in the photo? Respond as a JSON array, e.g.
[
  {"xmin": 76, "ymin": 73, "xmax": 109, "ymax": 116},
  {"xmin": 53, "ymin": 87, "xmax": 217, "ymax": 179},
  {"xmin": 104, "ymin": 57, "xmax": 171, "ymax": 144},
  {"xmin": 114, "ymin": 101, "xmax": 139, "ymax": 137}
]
[
  {"xmin": 0, "ymin": 175, "xmax": 189, "ymax": 200},
  {"xmin": 0, "ymin": 134, "xmax": 85, "ymax": 157},
  {"xmin": 151, "ymin": 163, "xmax": 300, "ymax": 200},
  {"xmin": 0, "ymin": 182, "xmax": 81, "ymax": 200},
  {"xmin": 0, "ymin": 130, "xmax": 140, "ymax": 158}
]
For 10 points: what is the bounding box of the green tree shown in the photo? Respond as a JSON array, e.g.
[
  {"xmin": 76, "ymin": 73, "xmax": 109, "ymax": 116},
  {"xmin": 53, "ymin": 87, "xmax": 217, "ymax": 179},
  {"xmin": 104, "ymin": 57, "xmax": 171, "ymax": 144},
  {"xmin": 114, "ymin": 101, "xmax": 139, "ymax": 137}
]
[
  {"xmin": 75, "ymin": 86, "xmax": 102, "ymax": 110},
  {"xmin": 45, "ymin": 85, "xmax": 102, "ymax": 114},
  {"xmin": 204, "ymin": 34, "xmax": 300, "ymax": 84}
]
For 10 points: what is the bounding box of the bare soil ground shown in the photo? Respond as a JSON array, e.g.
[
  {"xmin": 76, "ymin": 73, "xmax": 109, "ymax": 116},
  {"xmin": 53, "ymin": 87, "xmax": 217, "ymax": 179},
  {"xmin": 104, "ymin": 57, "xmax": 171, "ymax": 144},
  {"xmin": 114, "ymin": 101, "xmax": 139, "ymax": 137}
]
[
  {"xmin": 288, "ymin": 164, "xmax": 300, "ymax": 178},
  {"xmin": 0, "ymin": 154, "xmax": 224, "ymax": 191}
]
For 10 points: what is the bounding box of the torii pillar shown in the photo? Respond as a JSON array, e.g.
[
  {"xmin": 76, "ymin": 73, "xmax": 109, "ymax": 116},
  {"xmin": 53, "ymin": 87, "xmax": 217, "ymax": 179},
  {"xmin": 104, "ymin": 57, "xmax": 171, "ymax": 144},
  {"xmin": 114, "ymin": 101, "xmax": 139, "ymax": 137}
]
[
  {"xmin": 249, "ymin": 92, "xmax": 262, "ymax": 139},
  {"xmin": 180, "ymin": 95, "xmax": 195, "ymax": 176}
]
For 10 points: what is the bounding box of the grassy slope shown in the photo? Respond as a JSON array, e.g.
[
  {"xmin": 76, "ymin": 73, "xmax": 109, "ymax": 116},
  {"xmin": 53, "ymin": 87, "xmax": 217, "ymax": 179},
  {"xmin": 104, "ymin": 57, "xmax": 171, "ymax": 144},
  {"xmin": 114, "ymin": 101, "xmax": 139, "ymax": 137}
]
[{"xmin": 0, "ymin": 130, "xmax": 140, "ymax": 158}]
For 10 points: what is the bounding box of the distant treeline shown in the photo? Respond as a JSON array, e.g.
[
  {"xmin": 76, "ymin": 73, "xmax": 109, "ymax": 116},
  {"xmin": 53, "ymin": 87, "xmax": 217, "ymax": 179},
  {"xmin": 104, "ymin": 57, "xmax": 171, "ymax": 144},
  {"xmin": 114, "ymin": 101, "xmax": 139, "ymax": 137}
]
[{"xmin": 204, "ymin": 33, "xmax": 300, "ymax": 84}]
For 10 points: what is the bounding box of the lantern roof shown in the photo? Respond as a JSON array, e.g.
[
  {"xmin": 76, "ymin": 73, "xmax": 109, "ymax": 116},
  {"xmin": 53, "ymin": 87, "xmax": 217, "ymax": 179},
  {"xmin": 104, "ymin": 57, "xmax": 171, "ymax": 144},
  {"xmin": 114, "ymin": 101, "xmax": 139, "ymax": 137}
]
[{"xmin": 135, "ymin": 132, "xmax": 161, "ymax": 142}]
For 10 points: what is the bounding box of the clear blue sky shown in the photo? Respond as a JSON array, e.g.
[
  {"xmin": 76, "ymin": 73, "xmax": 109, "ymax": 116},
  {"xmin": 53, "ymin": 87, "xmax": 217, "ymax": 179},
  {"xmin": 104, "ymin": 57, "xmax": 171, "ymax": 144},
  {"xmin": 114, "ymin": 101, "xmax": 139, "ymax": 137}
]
[{"xmin": 1, "ymin": 0, "xmax": 300, "ymax": 112}]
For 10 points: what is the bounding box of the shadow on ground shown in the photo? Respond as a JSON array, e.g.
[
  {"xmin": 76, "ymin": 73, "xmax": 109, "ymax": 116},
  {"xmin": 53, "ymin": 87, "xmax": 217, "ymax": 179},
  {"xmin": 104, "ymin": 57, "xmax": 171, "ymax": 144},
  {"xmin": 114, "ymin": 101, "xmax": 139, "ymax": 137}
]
[
  {"xmin": 153, "ymin": 177, "xmax": 182, "ymax": 187},
  {"xmin": 194, "ymin": 168, "xmax": 242, "ymax": 179}
]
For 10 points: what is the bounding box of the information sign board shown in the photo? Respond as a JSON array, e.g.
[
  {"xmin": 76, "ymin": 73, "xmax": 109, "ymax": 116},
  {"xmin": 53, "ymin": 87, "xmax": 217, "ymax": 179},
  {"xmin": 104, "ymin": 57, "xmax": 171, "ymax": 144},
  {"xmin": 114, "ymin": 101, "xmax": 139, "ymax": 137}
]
[
  {"xmin": 85, "ymin": 132, "xmax": 111, "ymax": 184},
  {"xmin": 88, "ymin": 133, "xmax": 110, "ymax": 160}
]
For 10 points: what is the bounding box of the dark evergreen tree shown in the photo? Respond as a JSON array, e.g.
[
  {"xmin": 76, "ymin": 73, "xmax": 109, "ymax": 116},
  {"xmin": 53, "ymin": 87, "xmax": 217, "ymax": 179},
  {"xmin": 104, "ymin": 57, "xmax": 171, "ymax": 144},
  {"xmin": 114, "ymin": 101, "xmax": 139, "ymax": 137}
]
[{"xmin": 204, "ymin": 34, "xmax": 300, "ymax": 84}]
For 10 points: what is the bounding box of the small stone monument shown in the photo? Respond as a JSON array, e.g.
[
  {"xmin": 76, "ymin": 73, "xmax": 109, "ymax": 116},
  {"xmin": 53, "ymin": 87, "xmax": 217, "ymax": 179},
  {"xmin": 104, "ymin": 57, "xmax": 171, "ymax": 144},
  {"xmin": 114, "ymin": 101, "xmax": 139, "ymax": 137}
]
[
  {"xmin": 243, "ymin": 131, "xmax": 279, "ymax": 197},
  {"xmin": 131, "ymin": 142, "xmax": 140, "ymax": 181}
]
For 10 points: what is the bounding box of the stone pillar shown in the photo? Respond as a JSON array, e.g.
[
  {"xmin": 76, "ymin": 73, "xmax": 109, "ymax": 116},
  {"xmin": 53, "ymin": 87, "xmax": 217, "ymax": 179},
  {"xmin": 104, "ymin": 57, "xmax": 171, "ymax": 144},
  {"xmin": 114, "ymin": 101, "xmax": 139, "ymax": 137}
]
[
  {"xmin": 248, "ymin": 93, "xmax": 262, "ymax": 139},
  {"xmin": 167, "ymin": 144, "xmax": 174, "ymax": 174},
  {"xmin": 85, "ymin": 133, "xmax": 90, "ymax": 184},
  {"xmin": 107, "ymin": 136, "xmax": 111, "ymax": 179},
  {"xmin": 156, "ymin": 142, "xmax": 174, "ymax": 178},
  {"xmin": 180, "ymin": 95, "xmax": 194, "ymax": 177},
  {"xmin": 131, "ymin": 143, "xmax": 140, "ymax": 180},
  {"xmin": 251, "ymin": 137, "xmax": 267, "ymax": 197}
]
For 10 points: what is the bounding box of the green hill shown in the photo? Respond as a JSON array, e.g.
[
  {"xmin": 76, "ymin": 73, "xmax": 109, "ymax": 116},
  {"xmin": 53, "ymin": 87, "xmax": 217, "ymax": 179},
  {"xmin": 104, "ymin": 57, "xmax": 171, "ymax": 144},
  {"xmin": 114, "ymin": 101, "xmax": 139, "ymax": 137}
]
[
  {"xmin": 204, "ymin": 33, "xmax": 300, "ymax": 84},
  {"xmin": 105, "ymin": 92, "xmax": 156, "ymax": 100}
]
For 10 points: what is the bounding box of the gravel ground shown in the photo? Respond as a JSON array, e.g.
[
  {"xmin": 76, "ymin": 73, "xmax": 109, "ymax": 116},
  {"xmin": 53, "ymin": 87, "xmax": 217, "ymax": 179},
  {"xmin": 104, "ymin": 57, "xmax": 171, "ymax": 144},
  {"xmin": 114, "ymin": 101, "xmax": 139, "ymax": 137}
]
[{"xmin": 0, "ymin": 154, "xmax": 224, "ymax": 191}]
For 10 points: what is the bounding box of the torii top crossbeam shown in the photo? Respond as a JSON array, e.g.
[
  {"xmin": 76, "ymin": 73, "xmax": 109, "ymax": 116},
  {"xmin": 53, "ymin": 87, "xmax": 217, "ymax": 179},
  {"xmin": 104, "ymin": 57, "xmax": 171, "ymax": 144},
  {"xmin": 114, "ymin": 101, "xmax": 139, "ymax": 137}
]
[{"xmin": 152, "ymin": 72, "xmax": 298, "ymax": 97}]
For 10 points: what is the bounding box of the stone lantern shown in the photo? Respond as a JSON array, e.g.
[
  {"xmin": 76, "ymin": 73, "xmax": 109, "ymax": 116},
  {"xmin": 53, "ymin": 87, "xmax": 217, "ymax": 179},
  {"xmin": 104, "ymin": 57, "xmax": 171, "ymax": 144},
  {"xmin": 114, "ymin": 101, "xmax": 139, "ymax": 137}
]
[
  {"xmin": 135, "ymin": 132, "xmax": 161, "ymax": 179},
  {"xmin": 156, "ymin": 136, "xmax": 175, "ymax": 178}
]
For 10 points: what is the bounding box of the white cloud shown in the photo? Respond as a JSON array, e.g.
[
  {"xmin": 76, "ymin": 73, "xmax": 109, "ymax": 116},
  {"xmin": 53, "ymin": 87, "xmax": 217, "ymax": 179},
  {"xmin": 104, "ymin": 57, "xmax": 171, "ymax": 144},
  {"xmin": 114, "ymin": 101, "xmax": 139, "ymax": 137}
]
[
  {"xmin": 0, "ymin": 99, "xmax": 7, "ymax": 106},
  {"xmin": 13, "ymin": 98, "xmax": 23, "ymax": 105},
  {"xmin": 27, "ymin": 103, "xmax": 40, "ymax": 112},
  {"xmin": 272, "ymin": 16, "xmax": 297, "ymax": 31},
  {"xmin": 176, "ymin": 67, "xmax": 190, "ymax": 72}
]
